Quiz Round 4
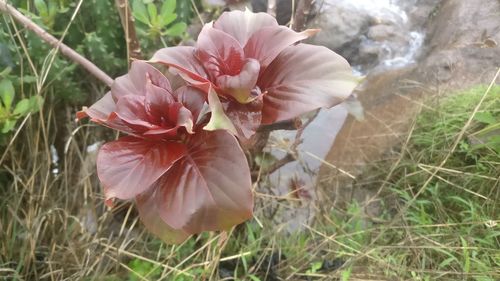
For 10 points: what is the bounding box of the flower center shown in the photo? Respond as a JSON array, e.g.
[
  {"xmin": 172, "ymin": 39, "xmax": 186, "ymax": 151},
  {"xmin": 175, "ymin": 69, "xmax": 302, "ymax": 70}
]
[{"xmin": 216, "ymin": 58, "xmax": 261, "ymax": 104}]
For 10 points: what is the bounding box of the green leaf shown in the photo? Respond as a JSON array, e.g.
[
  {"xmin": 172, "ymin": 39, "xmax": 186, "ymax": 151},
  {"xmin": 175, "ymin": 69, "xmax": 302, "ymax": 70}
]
[
  {"xmin": 255, "ymin": 153, "xmax": 277, "ymax": 170},
  {"xmin": 21, "ymin": 76, "xmax": 37, "ymax": 84},
  {"xmin": 29, "ymin": 95, "xmax": 44, "ymax": 113},
  {"xmin": 147, "ymin": 3, "xmax": 158, "ymax": 26},
  {"xmin": 34, "ymin": 0, "xmax": 49, "ymax": 18},
  {"xmin": 203, "ymin": 88, "xmax": 237, "ymax": 135},
  {"xmin": 0, "ymin": 67, "xmax": 12, "ymax": 78},
  {"xmin": 1, "ymin": 119, "xmax": 16, "ymax": 134},
  {"xmin": 341, "ymin": 266, "xmax": 352, "ymax": 281},
  {"xmin": 132, "ymin": 0, "xmax": 150, "ymax": 25},
  {"xmin": 474, "ymin": 111, "xmax": 496, "ymax": 125},
  {"xmin": 165, "ymin": 22, "xmax": 186, "ymax": 37},
  {"xmin": 13, "ymin": 99, "xmax": 31, "ymax": 116},
  {"xmin": 0, "ymin": 79, "xmax": 14, "ymax": 110},
  {"xmin": 248, "ymin": 275, "xmax": 261, "ymax": 281},
  {"xmin": 161, "ymin": 0, "xmax": 176, "ymax": 16},
  {"xmin": 159, "ymin": 13, "xmax": 177, "ymax": 27},
  {"xmin": 47, "ymin": 0, "xmax": 58, "ymax": 17}
]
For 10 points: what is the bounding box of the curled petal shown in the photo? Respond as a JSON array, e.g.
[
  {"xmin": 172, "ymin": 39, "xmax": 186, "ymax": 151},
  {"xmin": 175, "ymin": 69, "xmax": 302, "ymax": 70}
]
[
  {"xmin": 115, "ymin": 95, "xmax": 157, "ymax": 132},
  {"xmin": 156, "ymin": 130, "xmax": 253, "ymax": 233},
  {"xmin": 151, "ymin": 46, "xmax": 209, "ymax": 87},
  {"xmin": 260, "ymin": 44, "xmax": 358, "ymax": 124},
  {"xmin": 144, "ymin": 81, "xmax": 194, "ymax": 134},
  {"xmin": 216, "ymin": 59, "xmax": 260, "ymax": 103},
  {"xmin": 97, "ymin": 136, "xmax": 187, "ymax": 200},
  {"xmin": 174, "ymin": 86, "xmax": 207, "ymax": 123},
  {"xmin": 136, "ymin": 188, "xmax": 190, "ymax": 244},
  {"xmin": 77, "ymin": 92, "xmax": 133, "ymax": 133},
  {"xmin": 213, "ymin": 9, "xmax": 278, "ymax": 46},
  {"xmin": 112, "ymin": 61, "xmax": 172, "ymax": 101},
  {"xmin": 76, "ymin": 92, "xmax": 115, "ymax": 121},
  {"xmin": 196, "ymin": 23, "xmax": 245, "ymax": 76},
  {"xmin": 244, "ymin": 26, "xmax": 319, "ymax": 68},
  {"xmin": 144, "ymin": 81, "xmax": 177, "ymax": 123}
]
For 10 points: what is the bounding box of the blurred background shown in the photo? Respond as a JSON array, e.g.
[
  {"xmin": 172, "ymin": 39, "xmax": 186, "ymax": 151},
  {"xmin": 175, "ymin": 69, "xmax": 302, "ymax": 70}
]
[{"xmin": 0, "ymin": 0, "xmax": 499, "ymax": 280}]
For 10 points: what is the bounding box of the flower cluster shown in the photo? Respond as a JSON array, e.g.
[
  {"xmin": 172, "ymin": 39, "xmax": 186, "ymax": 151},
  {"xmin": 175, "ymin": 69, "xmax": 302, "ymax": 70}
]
[{"xmin": 79, "ymin": 9, "xmax": 356, "ymax": 243}]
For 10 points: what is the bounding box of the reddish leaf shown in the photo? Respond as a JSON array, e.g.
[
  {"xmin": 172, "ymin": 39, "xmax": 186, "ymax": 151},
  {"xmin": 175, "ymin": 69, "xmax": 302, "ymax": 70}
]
[
  {"xmin": 115, "ymin": 95, "xmax": 157, "ymax": 132},
  {"xmin": 196, "ymin": 24, "xmax": 245, "ymax": 77},
  {"xmin": 213, "ymin": 9, "xmax": 278, "ymax": 46},
  {"xmin": 77, "ymin": 92, "xmax": 115, "ymax": 121},
  {"xmin": 97, "ymin": 136, "xmax": 187, "ymax": 200},
  {"xmin": 151, "ymin": 46, "xmax": 209, "ymax": 86},
  {"xmin": 174, "ymin": 86, "xmax": 207, "ymax": 123},
  {"xmin": 244, "ymin": 26, "xmax": 318, "ymax": 68},
  {"xmin": 144, "ymin": 81, "xmax": 194, "ymax": 134},
  {"xmin": 136, "ymin": 188, "xmax": 190, "ymax": 244},
  {"xmin": 215, "ymin": 58, "xmax": 260, "ymax": 103},
  {"xmin": 155, "ymin": 130, "xmax": 253, "ymax": 234},
  {"xmin": 112, "ymin": 61, "xmax": 172, "ymax": 101},
  {"xmin": 144, "ymin": 82, "xmax": 176, "ymax": 124},
  {"xmin": 77, "ymin": 92, "xmax": 134, "ymax": 133},
  {"xmin": 259, "ymin": 44, "xmax": 357, "ymax": 124}
]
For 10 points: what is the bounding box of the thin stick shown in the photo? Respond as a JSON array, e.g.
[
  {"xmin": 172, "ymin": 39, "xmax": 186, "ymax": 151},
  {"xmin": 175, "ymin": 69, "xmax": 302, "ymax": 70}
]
[
  {"xmin": 293, "ymin": 0, "xmax": 313, "ymax": 31},
  {"xmin": 267, "ymin": 0, "xmax": 277, "ymax": 18},
  {"xmin": 0, "ymin": 0, "xmax": 113, "ymax": 86},
  {"xmin": 115, "ymin": 0, "xmax": 142, "ymax": 65}
]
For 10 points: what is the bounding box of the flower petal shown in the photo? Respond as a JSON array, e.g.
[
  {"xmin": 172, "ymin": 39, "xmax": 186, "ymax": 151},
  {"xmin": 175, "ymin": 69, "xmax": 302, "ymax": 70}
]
[
  {"xmin": 196, "ymin": 23, "xmax": 245, "ymax": 77},
  {"xmin": 244, "ymin": 26, "xmax": 319, "ymax": 68},
  {"xmin": 260, "ymin": 44, "xmax": 358, "ymax": 124},
  {"xmin": 112, "ymin": 61, "xmax": 172, "ymax": 101},
  {"xmin": 213, "ymin": 9, "xmax": 278, "ymax": 46},
  {"xmin": 97, "ymin": 136, "xmax": 187, "ymax": 200},
  {"xmin": 136, "ymin": 188, "xmax": 190, "ymax": 244},
  {"xmin": 151, "ymin": 46, "xmax": 209, "ymax": 86},
  {"xmin": 155, "ymin": 130, "xmax": 253, "ymax": 234}
]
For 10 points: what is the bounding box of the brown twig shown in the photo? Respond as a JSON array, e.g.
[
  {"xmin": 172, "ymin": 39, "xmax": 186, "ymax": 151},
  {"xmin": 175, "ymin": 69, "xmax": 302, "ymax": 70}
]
[
  {"xmin": 0, "ymin": 0, "xmax": 113, "ymax": 86},
  {"xmin": 257, "ymin": 119, "xmax": 301, "ymax": 132},
  {"xmin": 292, "ymin": 0, "xmax": 313, "ymax": 31},
  {"xmin": 252, "ymin": 109, "xmax": 320, "ymax": 177},
  {"xmin": 115, "ymin": 0, "xmax": 142, "ymax": 65}
]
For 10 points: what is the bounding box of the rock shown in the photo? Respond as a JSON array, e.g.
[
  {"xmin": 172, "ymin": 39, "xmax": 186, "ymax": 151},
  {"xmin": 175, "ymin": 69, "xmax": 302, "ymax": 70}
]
[
  {"xmin": 317, "ymin": 0, "xmax": 500, "ymax": 214},
  {"xmin": 367, "ymin": 24, "xmax": 401, "ymax": 41},
  {"xmin": 309, "ymin": 4, "xmax": 372, "ymax": 53}
]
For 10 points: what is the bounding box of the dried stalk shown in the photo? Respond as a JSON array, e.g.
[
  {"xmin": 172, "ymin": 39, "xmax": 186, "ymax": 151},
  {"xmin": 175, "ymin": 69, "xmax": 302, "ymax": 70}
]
[
  {"xmin": 115, "ymin": 0, "xmax": 142, "ymax": 64},
  {"xmin": 0, "ymin": 0, "xmax": 113, "ymax": 86},
  {"xmin": 252, "ymin": 109, "xmax": 320, "ymax": 178},
  {"xmin": 267, "ymin": 0, "xmax": 277, "ymax": 18},
  {"xmin": 293, "ymin": 0, "xmax": 313, "ymax": 31}
]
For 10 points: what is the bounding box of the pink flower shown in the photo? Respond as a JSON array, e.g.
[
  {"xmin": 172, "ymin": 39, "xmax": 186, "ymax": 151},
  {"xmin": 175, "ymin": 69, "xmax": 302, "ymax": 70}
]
[
  {"xmin": 150, "ymin": 9, "xmax": 357, "ymax": 139},
  {"xmin": 78, "ymin": 61, "xmax": 253, "ymax": 243}
]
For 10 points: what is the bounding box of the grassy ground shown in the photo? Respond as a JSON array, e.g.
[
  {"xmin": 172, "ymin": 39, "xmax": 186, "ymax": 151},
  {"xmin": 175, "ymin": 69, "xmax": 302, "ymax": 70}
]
[{"xmin": 1, "ymin": 79, "xmax": 498, "ymax": 281}]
